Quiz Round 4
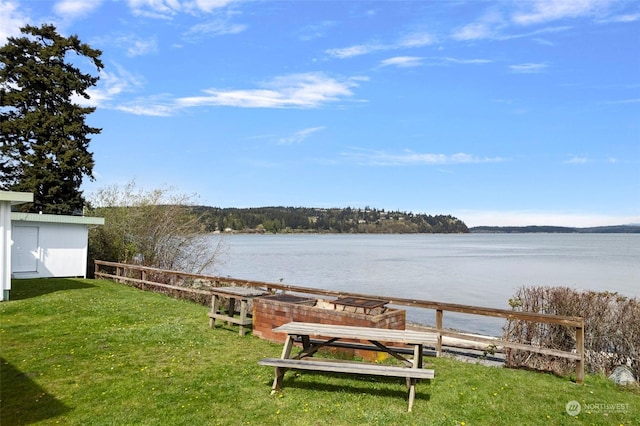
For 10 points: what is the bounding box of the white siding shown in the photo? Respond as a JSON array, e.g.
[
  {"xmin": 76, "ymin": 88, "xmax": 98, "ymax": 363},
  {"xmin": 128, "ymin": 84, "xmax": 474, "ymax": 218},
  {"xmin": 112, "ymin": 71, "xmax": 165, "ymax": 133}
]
[
  {"xmin": 11, "ymin": 221, "xmax": 89, "ymax": 278},
  {"xmin": 11, "ymin": 226, "xmax": 38, "ymax": 272}
]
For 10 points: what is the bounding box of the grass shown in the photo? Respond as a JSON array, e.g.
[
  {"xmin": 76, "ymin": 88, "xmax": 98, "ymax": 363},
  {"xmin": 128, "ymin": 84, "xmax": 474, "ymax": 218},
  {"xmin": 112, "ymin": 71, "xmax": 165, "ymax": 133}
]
[{"xmin": 1, "ymin": 278, "xmax": 637, "ymax": 425}]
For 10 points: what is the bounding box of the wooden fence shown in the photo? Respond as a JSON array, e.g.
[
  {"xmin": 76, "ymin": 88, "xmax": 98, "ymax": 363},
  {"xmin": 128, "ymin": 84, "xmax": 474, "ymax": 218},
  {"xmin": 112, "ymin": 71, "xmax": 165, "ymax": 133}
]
[{"xmin": 94, "ymin": 260, "xmax": 585, "ymax": 383}]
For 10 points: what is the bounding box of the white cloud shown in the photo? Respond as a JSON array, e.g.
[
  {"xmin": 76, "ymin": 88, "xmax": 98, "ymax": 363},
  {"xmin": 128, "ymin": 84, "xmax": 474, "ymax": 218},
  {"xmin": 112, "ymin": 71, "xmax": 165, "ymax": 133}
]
[
  {"xmin": 115, "ymin": 102, "xmax": 175, "ymax": 116},
  {"xmin": 76, "ymin": 65, "xmax": 145, "ymax": 107},
  {"xmin": 108, "ymin": 73, "xmax": 363, "ymax": 116},
  {"xmin": 183, "ymin": 18, "xmax": 247, "ymax": 39},
  {"xmin": 509, "ymin": 63, "xmax": 548, "ymax": 73},
  {"xmin": 185, "ymin": 0, "xmax": 237, "ymax": 13},
  {"xmin": 326, "ymin": 43, "xmax": 385, "ymax": 59},
  {"xmin": 100, "ymin": 33, "xmax": 158, "ymax": 57},
  {"xmin": 532, "ymin": 37, "xmax": 555, "ymax": 46},
  {"xmin": 600, "ymin": 13, "xmax": 640, "ymax": 23},
  {"xmin": 605, "ymin": 98, "xmax": 640, "ymax": 105},
  {"xmin": 499, "ymin": 25, "xmax": 571, "ymax": 41},
  {"xmin": 176, "ymin": 73, "xmax": 362, "ymax": 109},
  {"xmin": 326, "ymin": 31, "xmax": 434, "ymax": 59},
  {"xmin": 398, "ymin": 32, "xmax": 434, "ymax": 48},
  {"xmin": 452, "ymin": 22, "xmax": 496, "ymax": 41},
  {"xmin": 278, "ymin": 127, "xmax": 325, "ymax": 145},
  {"xmin": 452, "ymin": 9, "xmax": 505, "ymax": 41},
  {"xmin": 564, "ymin": 155, "xmax": 625, "ymax": 164},
  {"xmin": 512, "ymin": 0, "xmax": 613, "ymax": 25},
  {"xmin": 380, "ymin": 56, "xmax": 423, "ymax": 68},
  {"xmin": 0, "ymin": 1, "xmax": 29, "ymax": 42},
  {"xmin": 127, "ymin": 0, "xmax": 183, "ymax": 18},
  {"xmin": 127, "ymin": 37, "xmax": 158, "ymax": 57},
  {"xmin": 342, "ymin": 149, "xmax": 505, "ymax": 166},
  {"xmin": 440, "ymin": 57, "xmax": 493, "ymax": 65},
  {"xmin": 381, "ymin": 56, "xmax": 493, "ymax": 68},
  {"xmin": 565, "ymin": 156, "xmax": 590, "ymax": 164},
  {"xmin": 89, "ymin": 33, "xmax": 158, "ymax": 58},
  {"xmin": 54, "ymin": 0, "xmax": 103, "ymax": 20},
  {"xmin": 127, "ymin": 0, "xmax": 240, "ymax": 18},
  {"xmin": 453, "ymin": 1, "xmax": 618, "ymax": 42},
  {"xmin": 453, "ymin": 20, "xmax": 572, "ymax": 42},
  {"xmin": 298, "ymin": 20, "xmax": 337, "ymax": 41}
]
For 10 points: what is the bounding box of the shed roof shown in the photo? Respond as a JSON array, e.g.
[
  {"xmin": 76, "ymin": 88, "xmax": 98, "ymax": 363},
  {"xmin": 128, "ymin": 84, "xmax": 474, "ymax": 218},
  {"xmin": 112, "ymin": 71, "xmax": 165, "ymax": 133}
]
[
  {"xmin": 11, "ymin": 212, "xmax": 105, "ymax": 226},
  {"xmin": 0, "ymin": 191, "xmax": 34, "ymax": 205}
]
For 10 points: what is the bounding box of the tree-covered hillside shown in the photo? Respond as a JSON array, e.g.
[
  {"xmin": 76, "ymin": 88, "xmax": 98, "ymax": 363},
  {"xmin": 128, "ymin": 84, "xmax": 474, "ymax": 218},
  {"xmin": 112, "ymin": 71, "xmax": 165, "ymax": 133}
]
[{"xmin": 192, "ymin": 206, "xmax": 469, "ymax": 234}]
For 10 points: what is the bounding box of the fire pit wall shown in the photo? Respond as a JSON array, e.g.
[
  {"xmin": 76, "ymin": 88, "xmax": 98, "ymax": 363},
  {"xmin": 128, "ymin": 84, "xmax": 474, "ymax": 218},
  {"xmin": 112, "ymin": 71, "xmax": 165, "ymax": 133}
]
[{"xmin": 253, "ymin": 294, "xmax": 406, "ymax": 361}]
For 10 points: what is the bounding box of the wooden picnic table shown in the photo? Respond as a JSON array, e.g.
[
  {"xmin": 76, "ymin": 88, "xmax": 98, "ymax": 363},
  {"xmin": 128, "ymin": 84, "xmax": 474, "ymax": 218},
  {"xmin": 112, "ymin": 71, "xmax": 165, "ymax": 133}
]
[
  {"xmin": 207, "ymin": 286, "xmax": 268, "ymax": 335},
  {"xmin": 258, "ymin": 322, "xmax": 438, "ymax": 412}
]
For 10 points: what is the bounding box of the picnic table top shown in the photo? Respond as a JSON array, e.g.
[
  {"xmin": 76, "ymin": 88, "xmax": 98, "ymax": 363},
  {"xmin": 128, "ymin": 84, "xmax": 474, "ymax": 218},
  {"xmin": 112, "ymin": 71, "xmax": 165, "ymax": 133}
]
[{"xmin": 273, "ymin": 322, "xmax": 438, "ymax": 345}]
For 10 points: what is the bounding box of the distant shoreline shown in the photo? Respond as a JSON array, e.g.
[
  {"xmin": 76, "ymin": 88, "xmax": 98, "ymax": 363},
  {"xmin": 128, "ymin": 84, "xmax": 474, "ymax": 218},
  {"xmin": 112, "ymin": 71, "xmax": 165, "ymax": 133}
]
[
  {"xmin": 217, "ymin": 224, "xmax": 640, "ymax": 234},
  {"xmin": 469, "ymin": 225, "xmax": 640, "ymax": 234}
]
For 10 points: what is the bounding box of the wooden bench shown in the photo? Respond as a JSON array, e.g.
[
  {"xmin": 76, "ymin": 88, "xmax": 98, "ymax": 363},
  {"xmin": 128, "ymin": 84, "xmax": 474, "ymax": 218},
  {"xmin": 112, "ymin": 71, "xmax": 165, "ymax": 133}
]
[
  {"xmin": 259, "ymin": 358, "xmax": 434, "ymax": 381},
  {"xmin": 258, "ymin": 322, "xmax": 437, "ymax": 411}
]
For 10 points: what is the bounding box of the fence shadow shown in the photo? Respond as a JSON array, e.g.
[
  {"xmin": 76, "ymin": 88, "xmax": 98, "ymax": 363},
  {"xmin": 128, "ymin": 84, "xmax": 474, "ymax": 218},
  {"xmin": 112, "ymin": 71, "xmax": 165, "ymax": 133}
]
[
  {"xmin": 9, "ymin": 278, "xmax": 95, "ymax": 300},
  {"xmin": 0, "ymin": 358, "xmax": 71, "ymax": 425}
]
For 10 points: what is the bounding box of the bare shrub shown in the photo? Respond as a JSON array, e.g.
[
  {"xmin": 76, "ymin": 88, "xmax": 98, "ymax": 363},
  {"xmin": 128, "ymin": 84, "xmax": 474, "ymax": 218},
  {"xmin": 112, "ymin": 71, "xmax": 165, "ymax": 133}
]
[
  {"xmin": 503, "ymin": 286, "xmax": 639, "ymax": 378},
  {"xmin": 87, "ymin": 181, "xmax": 226, "ymax": 276}
]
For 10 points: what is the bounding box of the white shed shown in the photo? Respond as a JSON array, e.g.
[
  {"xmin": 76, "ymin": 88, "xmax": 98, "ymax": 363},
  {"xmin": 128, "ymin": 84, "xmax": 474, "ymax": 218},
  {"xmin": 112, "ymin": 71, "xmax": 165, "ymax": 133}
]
[
  {"xmin": 0, "ymin": 190, "xmax": 105, "ymax": 301},
  {"xmin": 10, "ymin": 212, "xmax": 104, "ymax": 280}
]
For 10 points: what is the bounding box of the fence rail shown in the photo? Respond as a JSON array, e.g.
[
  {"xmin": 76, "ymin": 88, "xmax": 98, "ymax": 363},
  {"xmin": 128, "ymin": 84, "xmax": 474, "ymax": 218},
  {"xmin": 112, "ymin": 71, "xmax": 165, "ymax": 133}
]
[{"xmin": 94, "ymin": 260, "xmax": 585, "ymax": 383}]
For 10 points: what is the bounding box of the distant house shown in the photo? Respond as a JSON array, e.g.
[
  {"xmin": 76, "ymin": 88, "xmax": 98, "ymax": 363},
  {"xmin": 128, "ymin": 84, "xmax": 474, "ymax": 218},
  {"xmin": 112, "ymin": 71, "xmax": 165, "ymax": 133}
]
[{"xmin": 0, "ymin": 191, "xmax": 104, "ymax": 301}]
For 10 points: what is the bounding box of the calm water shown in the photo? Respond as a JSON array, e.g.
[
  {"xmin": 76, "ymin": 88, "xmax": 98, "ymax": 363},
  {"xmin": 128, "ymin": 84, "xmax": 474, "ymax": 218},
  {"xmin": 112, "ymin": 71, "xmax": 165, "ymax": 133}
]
[{"xmin": 208, "ymin": 234, "xmax": 639, "ymax": 336}]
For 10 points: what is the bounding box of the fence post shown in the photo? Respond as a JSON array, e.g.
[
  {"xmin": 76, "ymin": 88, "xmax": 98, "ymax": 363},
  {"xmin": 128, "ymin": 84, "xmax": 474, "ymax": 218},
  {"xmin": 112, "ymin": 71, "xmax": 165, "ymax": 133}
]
[
  {"xmin": 436, "ymin": 309, "xmax": 443, "ymax": 357},
  {"xmin": 576, "ymin": 320, "xmax": 585, "ymax": 384}
]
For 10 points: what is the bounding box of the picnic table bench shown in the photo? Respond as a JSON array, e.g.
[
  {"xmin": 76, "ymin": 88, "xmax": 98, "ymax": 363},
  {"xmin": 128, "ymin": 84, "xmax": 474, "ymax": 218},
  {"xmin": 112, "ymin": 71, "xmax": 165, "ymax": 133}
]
[
  {"xmin": 258, "ymin": 322, "xmax": 437, "ymax": 412},
  {"xmin": 207, "ymin": 286, "xmax": 268, "ymax": 335}
]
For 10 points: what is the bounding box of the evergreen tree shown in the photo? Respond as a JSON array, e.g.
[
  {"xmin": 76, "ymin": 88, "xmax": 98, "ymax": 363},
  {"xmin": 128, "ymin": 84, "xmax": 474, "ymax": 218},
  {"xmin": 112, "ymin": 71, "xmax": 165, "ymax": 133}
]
[{"xmin": 0, "ymin": 24, "xmax": 103, "ymax": 214}]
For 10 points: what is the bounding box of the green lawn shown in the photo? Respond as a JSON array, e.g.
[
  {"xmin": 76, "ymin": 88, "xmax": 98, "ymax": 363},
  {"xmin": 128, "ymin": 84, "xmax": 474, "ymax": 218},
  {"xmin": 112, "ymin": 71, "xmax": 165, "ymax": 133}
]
[{"xmin": 1, "ymin": 278, "xmax": 637, "ymax": 425}]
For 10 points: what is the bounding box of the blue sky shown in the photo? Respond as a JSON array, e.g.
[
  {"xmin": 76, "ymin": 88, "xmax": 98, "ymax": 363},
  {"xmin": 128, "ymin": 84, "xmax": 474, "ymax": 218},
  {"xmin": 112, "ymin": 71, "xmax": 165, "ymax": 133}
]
[{"xmin": 2, "ymin": 0, "xmax": 639, "ymax": 227}]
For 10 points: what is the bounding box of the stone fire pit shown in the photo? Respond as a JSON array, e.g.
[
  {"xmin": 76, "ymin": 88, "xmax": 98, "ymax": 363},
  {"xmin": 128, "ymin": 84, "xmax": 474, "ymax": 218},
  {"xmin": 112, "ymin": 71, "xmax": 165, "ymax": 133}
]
[{"xmin": 252, "ymin": 293, "xmax": 406, "ymax": 360}]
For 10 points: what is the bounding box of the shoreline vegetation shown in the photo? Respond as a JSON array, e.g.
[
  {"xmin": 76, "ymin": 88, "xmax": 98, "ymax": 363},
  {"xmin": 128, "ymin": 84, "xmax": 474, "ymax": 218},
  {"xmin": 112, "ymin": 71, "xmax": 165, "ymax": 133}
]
[
  {"xmin": 189, "ymin": 206, "xmax": 639, "ymax": 234},
  {"xmin": 193, "ymin": 206, "xmax": 468, "ymax": 234}
]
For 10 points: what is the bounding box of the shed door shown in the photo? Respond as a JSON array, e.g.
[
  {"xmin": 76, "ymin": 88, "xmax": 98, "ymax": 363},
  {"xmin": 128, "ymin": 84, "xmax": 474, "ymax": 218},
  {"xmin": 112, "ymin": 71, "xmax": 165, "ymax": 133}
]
[{"xmin": 12, "ymin": 226, "xmax": 39, "ymax": 272}]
